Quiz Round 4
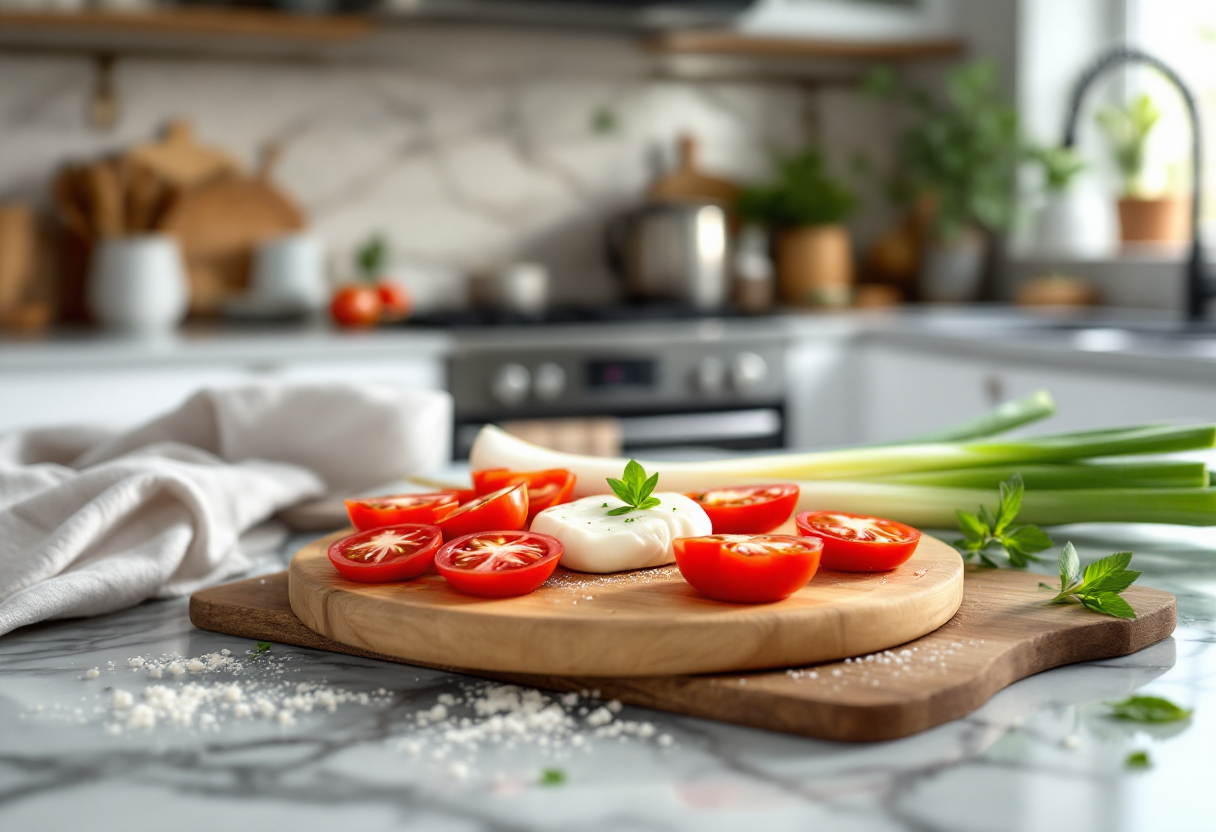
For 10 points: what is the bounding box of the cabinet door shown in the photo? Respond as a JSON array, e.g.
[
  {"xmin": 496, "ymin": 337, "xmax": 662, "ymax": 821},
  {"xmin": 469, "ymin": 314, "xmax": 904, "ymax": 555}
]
[{"xmin": 785, "ymin": 340, "xmax": 860, "ymax": 449}]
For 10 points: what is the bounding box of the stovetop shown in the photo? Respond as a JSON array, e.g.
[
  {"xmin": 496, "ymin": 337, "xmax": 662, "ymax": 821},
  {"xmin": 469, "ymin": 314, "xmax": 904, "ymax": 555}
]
[{"xmin": 402, "ymin": 303, "xmax": 758, "ymax": 329}]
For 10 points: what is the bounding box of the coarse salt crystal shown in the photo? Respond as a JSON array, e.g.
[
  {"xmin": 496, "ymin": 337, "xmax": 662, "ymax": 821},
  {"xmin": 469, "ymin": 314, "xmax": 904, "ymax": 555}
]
[
  {"xmin": 186, "ymin": 659, "xmax": 206, "ymax": 673},
  {"xmin": 127, "ymin": 657, "xmax": 145, "ymax": 669},
  {"xmin": 233, "ymin": 703, "xmax": 252, "ymax": 719},
  {"xmin": 1062, "ymin": 735, "xmax": 1080, "ymax": 750},
  {"xmin": 168, "ymin": 662, "xmax": 185, "ymax": 676},
  {"xmin": 84, "ymin": 668, "xmax": 100, "ymax": 680},
  {"xmin": 147, "ymin": 667, "xmax": 162, "ymax": 679},
  {"xmin": 585, "ymin": 707, "xmax": 613, "ymax": 727},
  {"xmin": 657, "ymin": 734, "xmax": 674, "ymax": 747},
  {"xmin": 127, "ymin": 704, "xmax": 156, "ymax": 729},
  {"xmin": 223, "ymin": 686, "xmax": 242, "ymax": 703},
  {"xmin": 112, "ymin": 690, "xmax": 134, "ymax": 710},
  {"xmin": 276, "ymin": 710, "xmax": 295, "ymax": 726}
]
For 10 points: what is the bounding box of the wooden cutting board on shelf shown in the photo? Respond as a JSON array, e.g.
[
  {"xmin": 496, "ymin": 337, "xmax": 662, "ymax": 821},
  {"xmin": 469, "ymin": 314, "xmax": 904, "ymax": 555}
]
[
  {"xmin": 287, "ymin": 531, "xmax": 965, "ymax": 677},
  {"xmin": 191, "ymin": 563, "xmax": 1175, "ymax": 743}
]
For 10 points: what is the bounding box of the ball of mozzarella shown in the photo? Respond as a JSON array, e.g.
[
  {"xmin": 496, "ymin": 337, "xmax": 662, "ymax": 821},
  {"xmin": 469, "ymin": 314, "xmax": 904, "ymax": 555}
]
[{"xmin": 530, "ymin": 492, "xmax": 712, "ymax": 574}]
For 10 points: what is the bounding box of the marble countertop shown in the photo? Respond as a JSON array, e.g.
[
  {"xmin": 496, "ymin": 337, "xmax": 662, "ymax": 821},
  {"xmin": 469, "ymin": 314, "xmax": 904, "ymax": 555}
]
[{"xmin": 3, "ymin": 520, "xmax": 1214, "ymax": 832}]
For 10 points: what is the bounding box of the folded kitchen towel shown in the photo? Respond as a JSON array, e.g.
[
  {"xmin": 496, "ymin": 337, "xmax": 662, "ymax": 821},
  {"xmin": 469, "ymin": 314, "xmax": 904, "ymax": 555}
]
[{"xmin": 0, "ymin": 382, "xmax": 452, "ymax": 636}]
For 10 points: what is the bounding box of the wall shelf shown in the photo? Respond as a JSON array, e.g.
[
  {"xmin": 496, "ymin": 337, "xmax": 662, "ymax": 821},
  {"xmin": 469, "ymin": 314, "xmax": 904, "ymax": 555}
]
[
  {"xmin": 646, "ymin": 31, "xmax": 965, "ymax": 61},
  {"xmin": 0, "ymin": 8, "xmax": 372, "ymax": 43}
]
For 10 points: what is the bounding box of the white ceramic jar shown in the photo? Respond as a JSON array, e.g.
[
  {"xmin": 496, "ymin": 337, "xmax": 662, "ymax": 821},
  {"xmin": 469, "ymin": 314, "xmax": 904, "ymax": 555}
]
[{"xmin": 87, "ymin": 235, "xmax": 190, "ymax": 333}]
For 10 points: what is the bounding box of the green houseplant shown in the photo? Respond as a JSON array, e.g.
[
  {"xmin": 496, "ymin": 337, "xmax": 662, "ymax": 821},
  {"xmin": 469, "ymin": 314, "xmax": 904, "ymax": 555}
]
[
  {"xmin": 868, "ymin": 61, "xmax": 1023, "ymax": 301},
  {"xmin": 1096, "ymin": 93, "xmax": 1184, "ymax": 242},
  {"xmin": 737, "ymin": 147, "xmax": 858, "ymax": 307}
]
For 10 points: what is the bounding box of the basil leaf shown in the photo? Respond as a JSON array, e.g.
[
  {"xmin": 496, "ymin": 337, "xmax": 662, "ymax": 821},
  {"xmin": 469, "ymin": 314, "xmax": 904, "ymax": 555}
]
[
  {"xmin": 606, "ymin": 505, "xmax": 635, "ymax": 516},
  {"xmin": 1059, "ymin": 540, "xmax": 1081, "ymax": 587},
  {"xmin": 638, "ymin": 472, "xmax": 660, "ymax": 502},
  {"xmin": 1080, "ymin": 592, "xmax": 1137, "ymax": 619},
  {"xmin": 606, "ymin": 477, "xmax": 633, "ymax": 504},
  {"xmin": 1084, "ymin": 569, "xmax": 1141, "ymax": 595},
  {"xmin": 956, "ymin": 510, "xmax": 986, "ymax": 542},
  {"xmin": 1109, "ymin": 695, "xmax": 1192, "ymax": 723},
  {"xmin": 994, "ymin": 473, "xmax": 1023, "ymax": 535},
  {"xmin": 638, "ymin": 496, "xmax": 661, "ymax": 510},
  {"xmin": 1084, "ymin": 551, "xmax": 1134, "ymax": 584}
]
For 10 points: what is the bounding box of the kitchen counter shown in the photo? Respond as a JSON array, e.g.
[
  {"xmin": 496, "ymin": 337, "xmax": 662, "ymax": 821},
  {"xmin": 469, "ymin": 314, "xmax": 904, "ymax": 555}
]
[{"xmin": 2, "ymin": 521, "xmax": 1214, "ymax": 832}]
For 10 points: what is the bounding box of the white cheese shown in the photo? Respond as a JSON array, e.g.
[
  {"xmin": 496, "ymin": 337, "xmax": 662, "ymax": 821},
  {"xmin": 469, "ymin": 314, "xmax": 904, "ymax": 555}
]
[{"xmin": 531, "ymin": 493, "xmax": 711, "ymax": 574}]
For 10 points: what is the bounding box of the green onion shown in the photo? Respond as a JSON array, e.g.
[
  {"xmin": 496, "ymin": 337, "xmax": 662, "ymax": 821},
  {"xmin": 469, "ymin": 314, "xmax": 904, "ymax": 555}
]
[
  {"xmin": 897, "ymin": 389, "xmax": 1058, "ymax": 443},
  {"xmin": 870, "ymin": 460, "xmax": 1210, "ymax": 490}
]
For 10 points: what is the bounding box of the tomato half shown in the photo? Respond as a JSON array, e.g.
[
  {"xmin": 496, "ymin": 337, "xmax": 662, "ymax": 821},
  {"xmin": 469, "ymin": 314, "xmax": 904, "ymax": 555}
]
[
  {"xmin": 684, "ymin": 484, "xmax": 800, "ymax": 534},
  {"xmin": 674, "ymin": 534, "xmax": 822, "ymax": 603},
  {"xmin": 436, "ymin": 483, "xmax": 529, "ymax": 540},
  {"xmin": 472, "ymin": 468, "xmax": 577, "ymax": 522},
  {"xmin": 327, "ymin": 524, "xmax": 443, "ymax": 583},
  {"xmin": 345, "ymin": 492, "xmax": 458, "ymax": 531},
  {"xmin": 435, "ymin": 531, "xmax": 563, "ymax": 597},
  {"xmin": 794, "ymin": 511, "xmax": 921, "ymax": 572},
  {"xmin": 442, "ymin": 487, "xmax": 478, "ymax": 505}
]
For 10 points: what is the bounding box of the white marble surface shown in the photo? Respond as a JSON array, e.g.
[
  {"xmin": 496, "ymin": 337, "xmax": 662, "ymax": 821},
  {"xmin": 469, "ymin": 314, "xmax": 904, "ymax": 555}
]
[{"xmin": 2, "ymin": 519, "xmax": 1214, "ymax": 832}]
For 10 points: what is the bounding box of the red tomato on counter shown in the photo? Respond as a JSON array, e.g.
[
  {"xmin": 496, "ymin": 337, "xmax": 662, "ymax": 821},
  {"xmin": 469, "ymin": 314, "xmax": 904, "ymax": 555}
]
[
  {"xmin": 436, "ymin": 483, "xmax": 529, "ymax": 540},
  {"xmin": 327, "ymin": 524, "xmax": 443, "ymax": 583},
  {"xmin": 684, "ymin": 484, "xmax": 799, "ymax": 535},
  {"xmin": 344, "ymin": 492, "xmax": 459, "ymax": 531},
  {"xmin": 673, "ymin": 534, "xmax": 822, "ymax": 604},
  {"xmin": 472, "ymin": 468, "xmax": 577, "ymax": 522},
  {"xmin": 435, "ymin": 531, "xmax": 563, "ymax": 597},
  {"xmin": 794, "ymin": 511, "xmax": 921, "ymax": 573},
  {"xmin": 330, "ymin": 285, "xmax": 382, "ymax": 327},
  {"xmin": 377, "ymin": 280, "xmax": 412, "ymax": 321}
]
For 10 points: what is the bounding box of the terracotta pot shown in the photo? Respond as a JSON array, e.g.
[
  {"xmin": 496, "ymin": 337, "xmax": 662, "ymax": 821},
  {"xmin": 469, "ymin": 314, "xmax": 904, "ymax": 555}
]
[
  {"xmin": 776, "ymin": 224, "xmax": 853, "ymax": 307},
  {"xmin": 1117, "ymin": 196, "xmax": 1188, "ymax": 243}
]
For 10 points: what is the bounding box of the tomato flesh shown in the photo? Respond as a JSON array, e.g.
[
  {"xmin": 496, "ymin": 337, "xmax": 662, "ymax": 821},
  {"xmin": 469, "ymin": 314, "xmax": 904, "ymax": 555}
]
[
  {"xmin": 685, "ymin": 484, "xmax": 799, "ymax": 534},
  {"xmin": 327, "ymin": 524, "xmax": 443, "ymax": 583},
  {"xmin": 345, "ymin": 492, "xmax": 458, "ymax": 531},
  {"xmin": 436, "ymin": 483, "xmax": 529, "ymax": 541},
  {"xmin": 472, "ymin": 468, "xmax": 577, "ymax": 522},
  {"xmin": 794, "ymin": 511, "xmax": 921, "ymax": 572},
  {"xmin": 435, "ymin": 531, "xmax": 563, "ymax": 597},
  {"xmin": 673, "ymin": 534, "xmax": 822, "ymax": 603}
]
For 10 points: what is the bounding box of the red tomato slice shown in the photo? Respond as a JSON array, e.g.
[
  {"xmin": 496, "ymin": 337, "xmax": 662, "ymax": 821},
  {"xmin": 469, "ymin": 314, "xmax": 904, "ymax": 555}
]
[
  {"xmin": 442, "ymin": 488, "xmax": 478, "ymax": 505},
  {"xmin": 685, "ymin": 484, "xmax": 800, "ymax": 534},
  {"xmin": 344, "ymin": 492, "xmax": 459, "ymax": 531},
  {"xmin": 435, "ymin": 531, "xmax": 563, "ymax": 597},
  {"xmin": 327, "ymin": 524, "xmax": 443, "ymax": 583},
  {"xmin": 436, "ymin": 483, "xmax": 529, "ymax": 541},
  {"xmin": 674, "ymin": 534, "xmax": 822, "ymax": 603},
  {"xmin": 794, "ymin": 511, "xmax": 921, "ymax": 572},
  {"xmin": 471, "ymin": 468, "xmax": 577, "ymax": 522}
]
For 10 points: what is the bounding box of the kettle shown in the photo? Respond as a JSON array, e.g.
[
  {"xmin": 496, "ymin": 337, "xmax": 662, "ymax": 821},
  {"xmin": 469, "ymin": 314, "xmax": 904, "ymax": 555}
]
[{"xmin": 606, "ymin": 201, "xmax": 730, "ymax": 310}]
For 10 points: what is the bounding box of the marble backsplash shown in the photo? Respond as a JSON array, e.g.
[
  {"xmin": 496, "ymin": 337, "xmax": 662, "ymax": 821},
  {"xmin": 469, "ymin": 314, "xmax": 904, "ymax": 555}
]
[{"xmin": 0, "ymin": 28, "xmax": 893, "ymax": 307}]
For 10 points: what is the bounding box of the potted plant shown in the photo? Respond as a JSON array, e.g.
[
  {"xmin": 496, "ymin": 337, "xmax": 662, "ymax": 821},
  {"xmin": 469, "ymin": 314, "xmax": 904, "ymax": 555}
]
[
  {"xmin": 737, "ymin": 147, "xmax": 857, "ymax": 307},
  {"xmin": 1096, "ymin": 93, "xmax": 1186, "ymax": 242},
  {"xmin": 1028, "ymin": 144, "xmax": 1113, "ymax": 258},
  {"xmin": 870, "ymin": 62, "xmax": 1022, "ymax": 302}
]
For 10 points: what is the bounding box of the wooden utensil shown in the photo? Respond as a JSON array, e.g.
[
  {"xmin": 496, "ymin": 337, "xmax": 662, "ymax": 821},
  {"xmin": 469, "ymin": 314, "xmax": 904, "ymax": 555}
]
[
  {"xmin": 192, "ymin": 566, "xmax": 1175, "ymax": 743},
  {"xmin": 124, "ymin": 119, "xmax": 242, "ymax": 191},
  {"xmin": 648, "ymin": 134, "xmax": 738, "ymax": 207},
  {"xmin": 0, "ymin": 204, "xmax": 36, "ymax": 319},
  {"xmin": 84, "ymin": 161, "xmax": 125, "ymax": 238},
  {"xmin": 288, "ymin": 530, "xmax": 964, "ymax": 677},
  {"xmin": 158, "ymin": 142, "xmax": 306, "ymax": 315}
]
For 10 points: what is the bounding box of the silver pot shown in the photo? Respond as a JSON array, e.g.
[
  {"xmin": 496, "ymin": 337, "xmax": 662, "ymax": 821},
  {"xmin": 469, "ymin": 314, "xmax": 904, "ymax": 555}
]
[{"xmin": 606, "ymin": 202, "xmax": 730, "ymax": 309}]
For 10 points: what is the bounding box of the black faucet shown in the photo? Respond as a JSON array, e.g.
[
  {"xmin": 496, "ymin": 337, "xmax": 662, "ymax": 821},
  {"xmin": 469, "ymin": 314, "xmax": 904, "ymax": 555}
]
[{"xmin": 1062, "ymin": 47, "xmax": 1208, "ymax": 322}]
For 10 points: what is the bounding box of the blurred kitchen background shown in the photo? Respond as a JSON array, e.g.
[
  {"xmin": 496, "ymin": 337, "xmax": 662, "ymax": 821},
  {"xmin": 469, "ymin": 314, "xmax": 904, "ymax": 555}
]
[{"xmin": 3, "ymin": 0, "xmax": 1216, "ymax": 461}]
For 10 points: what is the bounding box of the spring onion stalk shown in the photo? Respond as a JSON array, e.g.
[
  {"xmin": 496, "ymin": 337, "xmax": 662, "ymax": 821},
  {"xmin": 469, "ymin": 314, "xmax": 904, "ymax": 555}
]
[
  {"xmin": 470, "ymin": 424, "xmax": 1216, "ymax": 497},
  {"xmin": 897, "ymin": 389, "xmax": 1058, "ymax": 443},
  {"xmin": 869, "ymin": 460, "xmax": 1210, "ymax": 490},
  {"xmin": 789, "ymin": 481, "xmax": 1216, "ymax": 528}
]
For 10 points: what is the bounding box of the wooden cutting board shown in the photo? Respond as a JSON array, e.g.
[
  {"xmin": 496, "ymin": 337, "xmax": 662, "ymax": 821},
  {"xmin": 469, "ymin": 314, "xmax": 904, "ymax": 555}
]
[
  {"xmin": 191, "ymin": 567, "xmax": 1175, "ymax": 743},
  {"xmin": 288, "ymin": 531, "xmax": 965, "ymax": 677}
]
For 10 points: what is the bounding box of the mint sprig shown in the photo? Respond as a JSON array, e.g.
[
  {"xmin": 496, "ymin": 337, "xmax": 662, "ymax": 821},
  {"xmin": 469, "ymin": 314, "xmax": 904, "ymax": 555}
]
[
  {"xmin": 605, "ymin": 459, "xmax": 661, "ymax": 516},
  {"xmin": 955, "ymin": 474, "xmax": 1054, "ymax": 567},
  {"xmin": 1038, "ymin": 543, "xmax": 1140, "ymax": 619}
]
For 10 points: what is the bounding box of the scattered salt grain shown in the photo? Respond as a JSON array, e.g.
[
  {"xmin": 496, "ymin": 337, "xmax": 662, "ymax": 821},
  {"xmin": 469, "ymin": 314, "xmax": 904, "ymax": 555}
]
[
  {"xmin": 586, "ymin": 707, "xmax": 613, "ymax": 727},
  {"xmin": 126, "ymin": 704, "xmax": 156, "ymax": 730},
  {"xmin": 84, "ymin": 668, "xmax": 99, "ymax": 680},
  {"xmin": 657, "ymin": 734, "xmax": 674, "ymax": 747},
  {"xmin": 186, "ymin": 659, "xmax": 206, "ymax": 673},
  {"xmin": 111, "ymin": 690, "xmax": 134, "ymax": 710},
  {"xmin": 168, "ymin": 662, "xmax": 185, "ymax": 677},
  {"xmin": 127, "ymin": 657, "xmax": 145, "ymax": 669},
  {"xmin": 1062, "ymin": 735, "xmax": 1080, "ymax": 750}
]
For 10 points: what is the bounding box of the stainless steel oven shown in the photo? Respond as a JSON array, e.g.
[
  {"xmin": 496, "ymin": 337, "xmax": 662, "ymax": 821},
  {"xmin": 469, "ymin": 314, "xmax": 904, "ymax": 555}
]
[{"xmin": 445, "ymin": 319, "xmax": 788, "ymax": 458}]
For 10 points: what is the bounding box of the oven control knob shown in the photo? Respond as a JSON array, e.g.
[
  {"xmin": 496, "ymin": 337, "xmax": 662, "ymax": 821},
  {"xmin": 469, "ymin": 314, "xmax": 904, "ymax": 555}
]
[
  {"xmin": 533, "ymin": 362, "xmax": 566, "ymax": 402},
  {"xmin": 695, "ymin": 356, "xmax": 727, "ymax": 395},
  {"xmin": 731, "ymin": 352, "xmax": 768, "ymax": 393},
  {"xmin": 491, "ymin": 363, "xmax": 531, "ymax": 407}
]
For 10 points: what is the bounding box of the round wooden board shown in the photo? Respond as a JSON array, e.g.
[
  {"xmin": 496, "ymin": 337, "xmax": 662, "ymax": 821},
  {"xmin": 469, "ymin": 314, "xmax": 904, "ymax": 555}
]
[{"xmin": 289, "ymin": 530, "xmax": 964, "ymax": 677}]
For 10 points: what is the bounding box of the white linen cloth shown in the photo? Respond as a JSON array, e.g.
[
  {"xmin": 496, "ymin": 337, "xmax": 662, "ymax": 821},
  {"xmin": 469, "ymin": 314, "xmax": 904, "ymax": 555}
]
[{"xmin": 0, "ymin": 382, "xmax": 452, "ymax": 636}]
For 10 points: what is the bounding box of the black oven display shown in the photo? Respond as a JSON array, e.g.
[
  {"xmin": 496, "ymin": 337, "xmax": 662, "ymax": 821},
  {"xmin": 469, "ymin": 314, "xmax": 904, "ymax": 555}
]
[{"xmin": 586, "ymin": 359, "xmax": 656, "ymax": 389}]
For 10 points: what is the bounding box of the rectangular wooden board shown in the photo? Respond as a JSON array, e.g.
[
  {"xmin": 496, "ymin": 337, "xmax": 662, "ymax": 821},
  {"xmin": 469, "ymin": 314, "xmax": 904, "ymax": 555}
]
[{"xmin": 190, "ymin": 568, "xmax": 1175, "ymax": 743}]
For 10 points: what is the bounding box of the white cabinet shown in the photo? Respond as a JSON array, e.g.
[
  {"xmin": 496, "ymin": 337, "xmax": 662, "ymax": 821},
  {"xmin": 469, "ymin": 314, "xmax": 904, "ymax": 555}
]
[
  {"xmin": 857, "ymin": 343, "xmax": 1216, "ymax": 444},
  {"xmin": 0, "ymin": 356, "xmax": 444, "ymax": 435},
  {"xmin": 784, "ymin": 338, "xmax": 860, "ymax": 449}
]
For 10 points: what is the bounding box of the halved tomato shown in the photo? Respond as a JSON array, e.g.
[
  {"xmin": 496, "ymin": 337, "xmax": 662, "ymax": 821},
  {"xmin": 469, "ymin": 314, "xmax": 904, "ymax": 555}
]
[
  {"xmin": 436, "ymin": 483, "xmax": 529, "ymax": 541},
  {"xmin": 684, "ymin": 484, "xmax": 800, "ymax": 534},
  {"xmin": 345, "ymin": 492, "xmax": 459, "ymax": 531},
  {"xmin": 327, "ymin": 524, "xmax": 443, "ymax": 583},
  {"xmin": 472, "ymin": 468, "xmax": 577, "ymax": 522},
  {"xmin": 673, "ymin": 534, "xmax": 822, "ymax": 603},
  {"xmin": 794, "ymin": 511, "xmax": 921, "ymax": 572},
  {"xmin": 441, "ymin": 488, "xmax": 478, "ymax": 505},
  {"xmin": 435, "ymin": 531, "xmax": 563, "ymax": 597}
]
